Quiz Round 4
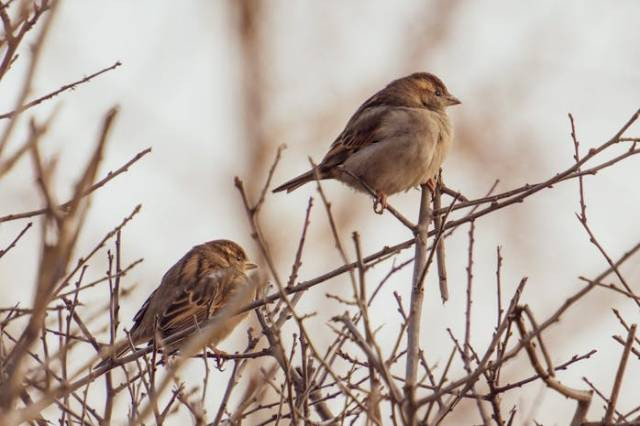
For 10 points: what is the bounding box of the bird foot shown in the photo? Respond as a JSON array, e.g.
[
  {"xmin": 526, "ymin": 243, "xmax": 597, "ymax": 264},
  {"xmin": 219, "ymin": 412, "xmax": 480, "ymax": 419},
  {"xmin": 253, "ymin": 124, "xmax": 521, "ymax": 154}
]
[
  {"xmin": 207, "ymin": 346, "xmax": 230, "ymax": 358},
  {"xmin": 207, "ymin": 346, "xmax": 230, "ymax": 370},
  {"xmin": 425, "ymin": 178, "xmax": 437, "ymax": 194},
  {"xmin": 373, "ymin": 192, "xmax": 388, "ymax": 214}
]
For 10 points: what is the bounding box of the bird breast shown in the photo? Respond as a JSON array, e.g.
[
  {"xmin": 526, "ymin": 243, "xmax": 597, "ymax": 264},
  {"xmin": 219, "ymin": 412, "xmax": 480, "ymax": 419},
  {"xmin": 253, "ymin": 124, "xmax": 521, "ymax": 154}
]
[{"xmin": 341, "ymin": 107, "xmax": 453, "ymax": 195}]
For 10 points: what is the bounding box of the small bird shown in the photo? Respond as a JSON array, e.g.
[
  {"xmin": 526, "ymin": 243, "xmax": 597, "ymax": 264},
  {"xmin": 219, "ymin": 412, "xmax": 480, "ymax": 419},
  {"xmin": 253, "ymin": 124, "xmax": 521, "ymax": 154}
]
[
  {"xmin": 105, "ymin": 240, "xmax": 256, "ymax": 361},
  {"xmin": 273, "ymin": 72, "xmax": 460, "ymax": 212}
]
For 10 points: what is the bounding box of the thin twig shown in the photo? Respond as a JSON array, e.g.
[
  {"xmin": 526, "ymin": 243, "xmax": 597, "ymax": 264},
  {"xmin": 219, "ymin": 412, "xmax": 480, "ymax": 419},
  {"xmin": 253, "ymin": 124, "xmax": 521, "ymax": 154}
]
[
  {"xmin": 0, "ymin": 147, "xmax": 151, "ymax": 223},
  {"xmin": 0, "ymin": 221, "xmax": 32, "ymax": 258},
  {"xmin": 0, "ymin": 61, "xmax": 122, "ymax": 120}
]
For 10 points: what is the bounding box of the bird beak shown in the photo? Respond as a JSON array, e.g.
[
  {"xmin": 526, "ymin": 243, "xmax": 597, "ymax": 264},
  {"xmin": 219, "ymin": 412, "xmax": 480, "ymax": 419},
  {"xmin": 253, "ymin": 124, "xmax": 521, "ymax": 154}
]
[
  {"xmin": 446, "ymin": 94, "xmax": 461, "ymax": 106},
  {"xmin": 245, "ymin": 262, "xmax": 258, "ymax": 270}
]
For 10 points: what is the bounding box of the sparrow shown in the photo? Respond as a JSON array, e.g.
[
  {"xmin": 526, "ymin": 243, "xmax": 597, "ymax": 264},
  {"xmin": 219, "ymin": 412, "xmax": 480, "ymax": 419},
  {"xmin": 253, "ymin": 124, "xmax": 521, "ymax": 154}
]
[
  {"xmin": 105, "ymin": 240, "xmax": 257, "ymax": 361},
  {"xmin": 272, "ymin": 72, "xmax": 460, "ymax": 212}
]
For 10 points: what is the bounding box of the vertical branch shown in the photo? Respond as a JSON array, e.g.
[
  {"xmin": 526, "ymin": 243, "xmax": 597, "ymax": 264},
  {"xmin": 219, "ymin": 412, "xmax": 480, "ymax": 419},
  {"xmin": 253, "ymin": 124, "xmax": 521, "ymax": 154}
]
[
  {"xmin": 104, "ymin": 231, "xmax": 122, "ymax": 423},
  {"xmin": 604, "ymin": 323, "xmax": 636, "ymax": 423},
  {"xmin": 404, "ymin": 184, "xmax": 432, "ymax": 423},
  {"xmin": 433, "ymin": 173, "xmax": 448, "ymax": 303},
  {"xmin": 495, "ymin": 246, "xmax": 504, "ymax": 329},
  {"xmin": 352, "ymin": 232, "xmax": 382, "ymax": 425},
  {"xmin": 464, "ymin": 221, "xmax": 475, "ymax": 361},
  {"xmin": 235, "ymin": 0, "xmax": 269, "ymax": 198}
]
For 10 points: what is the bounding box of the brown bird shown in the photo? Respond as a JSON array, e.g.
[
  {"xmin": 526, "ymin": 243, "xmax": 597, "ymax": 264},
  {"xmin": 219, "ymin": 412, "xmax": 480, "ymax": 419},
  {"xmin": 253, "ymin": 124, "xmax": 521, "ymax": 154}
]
[
  {"xmin": 105, "ymin": 240, "xmax": 256, "ymax": 361},
  {"xmin": 273, "ymin": 72, "xmax": 460, "ymax": 211}
]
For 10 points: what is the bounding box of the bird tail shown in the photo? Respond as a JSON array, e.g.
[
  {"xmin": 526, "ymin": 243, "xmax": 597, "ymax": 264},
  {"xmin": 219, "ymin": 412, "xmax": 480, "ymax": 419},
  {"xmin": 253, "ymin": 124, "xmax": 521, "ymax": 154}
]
[{"xmin": 272, "ymin": 170, "xmax": 316, "ymax": 193}]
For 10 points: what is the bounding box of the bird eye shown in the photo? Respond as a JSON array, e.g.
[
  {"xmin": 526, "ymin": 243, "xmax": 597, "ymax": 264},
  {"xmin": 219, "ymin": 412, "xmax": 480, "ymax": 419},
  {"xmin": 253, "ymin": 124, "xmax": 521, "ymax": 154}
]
[{"xmin": 435, "ymin": 89, "xmax": 442, "ymax": 96}]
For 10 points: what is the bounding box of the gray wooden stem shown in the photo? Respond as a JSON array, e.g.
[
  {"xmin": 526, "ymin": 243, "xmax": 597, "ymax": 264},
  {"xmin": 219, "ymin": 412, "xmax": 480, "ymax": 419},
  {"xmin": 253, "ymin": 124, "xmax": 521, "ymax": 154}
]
[{"xmin": 404, "ymin": 185, "xmax": 432, "ymax": 423}]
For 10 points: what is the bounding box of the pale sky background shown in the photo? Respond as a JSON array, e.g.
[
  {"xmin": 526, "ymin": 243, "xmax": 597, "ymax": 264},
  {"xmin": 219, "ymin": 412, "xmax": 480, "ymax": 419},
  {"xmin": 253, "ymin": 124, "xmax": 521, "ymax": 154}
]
[{"xmin": 1, "ymin": 1, "xmax": 640, "ymax": 424}]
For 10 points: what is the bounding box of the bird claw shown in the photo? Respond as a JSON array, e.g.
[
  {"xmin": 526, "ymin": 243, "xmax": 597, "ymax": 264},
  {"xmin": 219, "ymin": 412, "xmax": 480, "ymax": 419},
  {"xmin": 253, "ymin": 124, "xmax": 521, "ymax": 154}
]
[
  {"xmin": 208, "ymin": 346, "xmax": 230, "ymax": 370},
  {"xmin": 373, "ymin": 192, "xmax": 388, "ymax": 214},
  {"xmin": 208, "ymin": 346, "xmax": 230, "ymax": 358},
  {"xmin": 425, "ymin": 178, "xmax": 437, "ymax": 194}
]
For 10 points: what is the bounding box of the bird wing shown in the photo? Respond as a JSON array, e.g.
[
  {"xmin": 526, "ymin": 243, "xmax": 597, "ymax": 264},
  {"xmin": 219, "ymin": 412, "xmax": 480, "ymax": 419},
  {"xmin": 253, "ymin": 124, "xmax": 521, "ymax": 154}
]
[
  {"xmin": 320, "ymin": 106, "xmax": 390, "ymax": 170},
  {"xmin": 156, "ymin": 268, "xmax": 245, "ymax": 338}
]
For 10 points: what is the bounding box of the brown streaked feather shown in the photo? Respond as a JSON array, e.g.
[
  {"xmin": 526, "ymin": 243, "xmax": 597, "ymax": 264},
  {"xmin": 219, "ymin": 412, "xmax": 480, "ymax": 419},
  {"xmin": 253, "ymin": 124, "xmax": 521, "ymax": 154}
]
[
  {"xmin": 300, "ymin": 73, "xmax": 447, "ymax": 173},
  {"xmin": 156, "ymin": 268, "xmax": 240, "ymax": 338},
  {"xmin": 272, "ymin": 72, "xmax": 456, "ymax": 195},
  {"xmin": 272, "ymin": 107, "xmax": 386, "ymax": 193},
  {"xmin": 320, "ymin": 106, "xmax": 389, "ymax": 170},
  {"xmin": 128, "ymin": 240, "xmax": 251, "ymax": 344},
  {"xmin": 101, "ymin": 240, "xmax": 254, "ymax": 365},
  {"xmin": 131, "ymin": 290, "xmax": 152, "ymax": 331}
]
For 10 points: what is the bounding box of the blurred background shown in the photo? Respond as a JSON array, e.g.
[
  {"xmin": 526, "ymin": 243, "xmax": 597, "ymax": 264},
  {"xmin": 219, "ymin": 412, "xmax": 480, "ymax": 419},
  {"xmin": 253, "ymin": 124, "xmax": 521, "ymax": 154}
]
[{"xmin": 1, "ymin": 1, "xmax": 639, "ymax": 424}]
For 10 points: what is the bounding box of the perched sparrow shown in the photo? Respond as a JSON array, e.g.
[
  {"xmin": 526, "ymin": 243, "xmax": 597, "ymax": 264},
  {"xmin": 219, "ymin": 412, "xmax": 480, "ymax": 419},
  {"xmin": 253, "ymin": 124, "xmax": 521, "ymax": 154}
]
[
  {"xmin": 273, "ymin": 72, "xmax": 460, "ymax": 211},
  {"xmin": 107, "ymin": 240, "xmax": 256, "ymax": 361}
]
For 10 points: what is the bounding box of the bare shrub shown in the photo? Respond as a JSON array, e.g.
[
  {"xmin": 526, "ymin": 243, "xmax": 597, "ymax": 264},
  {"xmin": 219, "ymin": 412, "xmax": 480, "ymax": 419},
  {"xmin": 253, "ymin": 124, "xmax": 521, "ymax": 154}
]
[{"xmin": 1, "ymin": 2, "xmax": 639, "ymax": 425}]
